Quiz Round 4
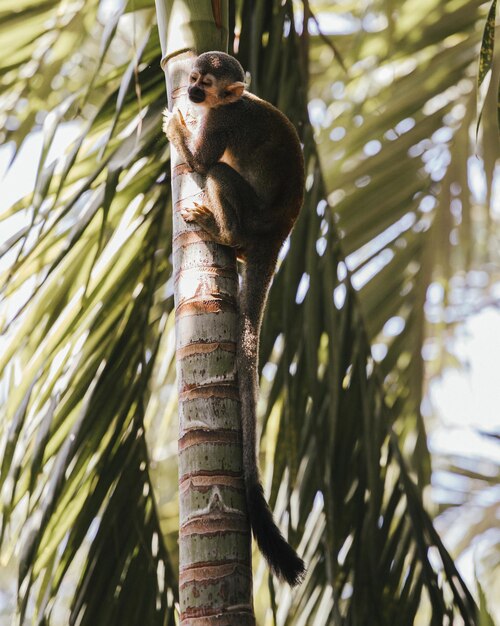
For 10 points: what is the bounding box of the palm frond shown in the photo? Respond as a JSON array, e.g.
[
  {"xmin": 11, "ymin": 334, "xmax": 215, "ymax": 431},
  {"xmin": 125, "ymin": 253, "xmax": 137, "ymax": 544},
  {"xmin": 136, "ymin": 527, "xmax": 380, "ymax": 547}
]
[{"xmin": 1, "ymin": 6, "xmax": 176, "ymax": 623}]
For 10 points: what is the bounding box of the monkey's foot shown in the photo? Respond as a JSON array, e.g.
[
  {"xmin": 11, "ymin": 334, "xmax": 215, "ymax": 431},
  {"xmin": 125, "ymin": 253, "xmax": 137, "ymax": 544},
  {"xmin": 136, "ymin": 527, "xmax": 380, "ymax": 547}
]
[{"xmin": 180, "ymin": 202, "xmax": 215, "ymax": 227}]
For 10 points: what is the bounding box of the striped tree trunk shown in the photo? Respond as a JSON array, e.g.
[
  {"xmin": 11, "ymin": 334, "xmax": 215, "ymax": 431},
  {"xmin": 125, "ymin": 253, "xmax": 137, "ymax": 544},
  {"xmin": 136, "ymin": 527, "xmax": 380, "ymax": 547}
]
[{"xmin": 154, "ymin": 1, "xmax": 255, "ymax": 624}]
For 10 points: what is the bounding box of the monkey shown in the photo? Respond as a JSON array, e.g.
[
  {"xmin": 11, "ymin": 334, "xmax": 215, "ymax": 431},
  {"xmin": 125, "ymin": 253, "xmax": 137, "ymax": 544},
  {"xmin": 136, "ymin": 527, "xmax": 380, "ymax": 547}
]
[{"xmin": 164, "ymin": 51, "xmax": 305, "ymax": 586}]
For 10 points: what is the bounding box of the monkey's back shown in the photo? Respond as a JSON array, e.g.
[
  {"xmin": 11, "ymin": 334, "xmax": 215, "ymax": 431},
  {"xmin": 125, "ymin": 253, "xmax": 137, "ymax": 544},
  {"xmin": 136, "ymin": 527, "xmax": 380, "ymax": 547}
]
[{"xmin": 214, "ymin": 93, "xmax": 304, "ymax": 227}]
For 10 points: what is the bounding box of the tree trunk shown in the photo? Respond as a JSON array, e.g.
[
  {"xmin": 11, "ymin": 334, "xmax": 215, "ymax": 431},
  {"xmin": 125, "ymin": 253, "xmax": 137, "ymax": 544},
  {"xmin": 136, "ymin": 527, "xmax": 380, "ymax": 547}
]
[{"xmin": 154, "ymin": 1, "xmax": 255, "ymax": 624}]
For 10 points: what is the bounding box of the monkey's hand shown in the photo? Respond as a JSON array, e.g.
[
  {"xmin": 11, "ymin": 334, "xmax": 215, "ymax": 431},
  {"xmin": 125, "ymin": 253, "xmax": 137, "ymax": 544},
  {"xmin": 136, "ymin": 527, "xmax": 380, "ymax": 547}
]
[{"xmin": 162, "ymin": 107, "xmax": 188, "ymax": 144}]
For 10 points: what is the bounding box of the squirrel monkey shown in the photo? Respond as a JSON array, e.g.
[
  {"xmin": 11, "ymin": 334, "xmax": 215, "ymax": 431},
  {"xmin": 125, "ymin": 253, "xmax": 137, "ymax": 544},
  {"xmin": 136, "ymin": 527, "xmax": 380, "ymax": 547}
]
[{"xmin": 164, "ymin": 52, "xmax": 305, "ymax": 586}]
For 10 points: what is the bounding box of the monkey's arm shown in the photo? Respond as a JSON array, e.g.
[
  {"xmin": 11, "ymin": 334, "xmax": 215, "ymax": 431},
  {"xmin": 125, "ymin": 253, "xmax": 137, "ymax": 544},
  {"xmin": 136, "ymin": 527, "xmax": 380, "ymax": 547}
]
[{"xmin": 164, "ymin": 109, "xmax": 226, "ymax": 175}]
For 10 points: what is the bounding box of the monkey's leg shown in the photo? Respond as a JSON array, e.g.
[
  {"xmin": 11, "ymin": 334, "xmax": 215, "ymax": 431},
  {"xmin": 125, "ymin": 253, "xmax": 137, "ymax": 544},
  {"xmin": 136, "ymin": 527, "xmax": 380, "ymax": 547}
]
[{"xmin": 181, "ymin": 163, "xmax": 263, "ymax": 248}]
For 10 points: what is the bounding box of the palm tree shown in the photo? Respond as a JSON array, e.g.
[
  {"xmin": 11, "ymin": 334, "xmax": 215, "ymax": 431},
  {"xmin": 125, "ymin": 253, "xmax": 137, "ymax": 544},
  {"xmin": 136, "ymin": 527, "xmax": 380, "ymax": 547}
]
[
  {"xmin": 0, "ymin": 0, "xmax": 498, "ymax": 624},
  {"xmin": 157, "ymin": 2, "xmax": 254, "ymax": 622}
]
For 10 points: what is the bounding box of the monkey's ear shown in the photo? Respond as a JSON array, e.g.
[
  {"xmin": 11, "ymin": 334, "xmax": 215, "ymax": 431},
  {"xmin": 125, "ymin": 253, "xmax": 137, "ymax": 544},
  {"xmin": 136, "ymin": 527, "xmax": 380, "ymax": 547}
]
[{"xmin": 223, "ymin": 81, "xmax": 245, "ymax": 103}]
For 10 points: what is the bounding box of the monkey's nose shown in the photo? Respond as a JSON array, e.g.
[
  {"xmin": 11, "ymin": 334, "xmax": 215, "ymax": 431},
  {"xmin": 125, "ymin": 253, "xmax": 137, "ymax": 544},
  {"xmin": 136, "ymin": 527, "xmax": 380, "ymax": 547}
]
[{"xmin": 188, "ymin": 87, "xmax": 205, "ymax": 103}]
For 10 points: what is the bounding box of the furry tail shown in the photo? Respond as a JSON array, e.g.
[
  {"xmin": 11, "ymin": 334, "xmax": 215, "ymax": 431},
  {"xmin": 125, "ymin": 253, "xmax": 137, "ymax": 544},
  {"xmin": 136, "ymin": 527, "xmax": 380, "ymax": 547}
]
[
  {"xmin": 238, "ymin": 246, "xmax": 305, "ymax": 586},
  {"xmin": 247, "ymin": 482, "xmax": 306, "ymax": 586}
]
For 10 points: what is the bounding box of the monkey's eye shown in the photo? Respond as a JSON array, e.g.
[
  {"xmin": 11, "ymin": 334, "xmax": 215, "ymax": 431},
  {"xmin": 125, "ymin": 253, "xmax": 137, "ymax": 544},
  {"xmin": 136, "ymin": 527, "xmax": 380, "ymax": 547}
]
[
  {"xmin": 189, "ymin": 74, "xmax": 197, "ymax": 83},
  {"xmin": 202, "ymin": 79, "xmax": 212, "ymax": 87}
]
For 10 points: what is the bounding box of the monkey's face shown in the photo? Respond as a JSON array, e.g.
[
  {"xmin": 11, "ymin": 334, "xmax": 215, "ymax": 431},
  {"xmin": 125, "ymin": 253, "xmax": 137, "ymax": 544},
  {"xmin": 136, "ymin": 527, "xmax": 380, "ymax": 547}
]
[
  {"xmin": 188, "ymin": 70, "xmax": 246, "ymax": 108},
  {"xmin": 188, "ymin": 71, "xmax": 219, "ymax": 107}
]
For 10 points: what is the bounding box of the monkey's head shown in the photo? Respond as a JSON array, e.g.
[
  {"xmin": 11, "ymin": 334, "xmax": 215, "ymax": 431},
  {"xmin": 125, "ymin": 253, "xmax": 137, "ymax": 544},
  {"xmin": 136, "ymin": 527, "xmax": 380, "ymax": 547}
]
[{"xmin": 188, "ymin": 52, "xmax": 246, "ymax": 108}]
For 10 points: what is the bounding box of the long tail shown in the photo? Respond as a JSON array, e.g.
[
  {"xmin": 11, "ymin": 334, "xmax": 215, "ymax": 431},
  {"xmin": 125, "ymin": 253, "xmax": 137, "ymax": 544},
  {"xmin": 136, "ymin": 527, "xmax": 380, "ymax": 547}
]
[{"xmin": 238, "ymin": 246, "xmax": 305, "ymax": 586}]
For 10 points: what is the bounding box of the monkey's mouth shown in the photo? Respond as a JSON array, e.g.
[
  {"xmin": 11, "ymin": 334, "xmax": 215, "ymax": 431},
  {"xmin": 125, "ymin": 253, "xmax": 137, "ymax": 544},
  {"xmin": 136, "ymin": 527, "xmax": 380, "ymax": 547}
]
[{"xmin": 188, "ymin": 88, "xmax": 205, "ymax": 103}]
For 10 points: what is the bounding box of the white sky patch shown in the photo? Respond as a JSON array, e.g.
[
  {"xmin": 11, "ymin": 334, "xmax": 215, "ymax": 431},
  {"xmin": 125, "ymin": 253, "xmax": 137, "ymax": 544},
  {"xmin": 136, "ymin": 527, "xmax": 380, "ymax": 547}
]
[
  {"xmin": 308, "ymin": 98, "xmax": 328, "ymax": 127},
  {"xmin": 295, "ymin": 272, "xmax": 310, "ymax": 304},
  {"xmin": 382, "ymin": 316, "xmax": 405, "ymax": 338},
  {"xmin": 333, "ymin": 283, "xmax": 346, "ymax": 309},
  {"xmin": 371, "ymin": 343, "xmax": 388, "ymax": 362},
  {"xmin": 363, "ymin": 139, "xmax": 381, "ymax": 156},
  {"xmin": 468, "ymin": 156, "xmax": 488, "ymax": 205},
  {"xmin": 98, "ymin": 0, "xmax": 126, "ymax": 21},
  {"xmin": 0, "ymin": 123, "xmax": 81, "ymax": 217},
  {"xmin": 429, "ymin": 307, "xmax": 500, "ymax": 433},
  {"xmin": 295, "ymin": 9, "xmax": 361, "ymax": 36}
]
